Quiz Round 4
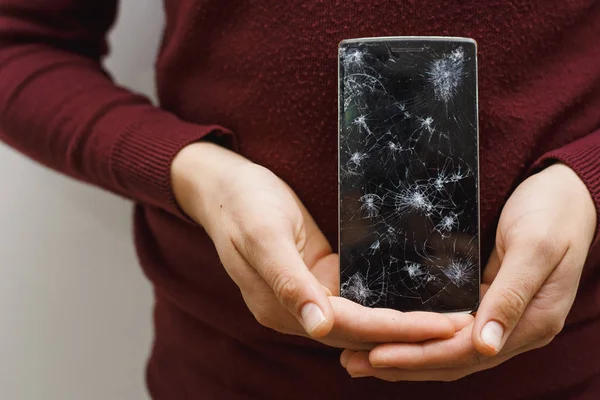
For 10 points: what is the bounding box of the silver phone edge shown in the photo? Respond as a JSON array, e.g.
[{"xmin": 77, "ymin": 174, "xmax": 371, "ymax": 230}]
[{"xmin": 337, "ymin": 37, "xmax": 480, "ymax": 314}]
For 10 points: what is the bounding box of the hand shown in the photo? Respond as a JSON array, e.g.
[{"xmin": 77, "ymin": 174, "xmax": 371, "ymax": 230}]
[
  {"xmin": 341, "ymin": 163, "xmax": 597, "ymax": 379},
  {"xmin": 171, "ymin": 142, "xmax": 470, "ymax": 350}
]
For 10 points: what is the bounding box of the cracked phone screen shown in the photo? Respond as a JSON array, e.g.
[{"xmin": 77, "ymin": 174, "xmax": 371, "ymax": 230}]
[{"xmin": 338, "ymin": 38, "xmax": 479, "ymax": 313}]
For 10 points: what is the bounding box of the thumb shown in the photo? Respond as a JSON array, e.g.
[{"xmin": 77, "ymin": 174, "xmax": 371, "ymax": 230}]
[
  {"xmin": 242, "ymin": 228, "xmax": 334, "ymax": 338},
  {"xmin": 473, "ymin": 239, "xmax": 559, "ymax": 356}
]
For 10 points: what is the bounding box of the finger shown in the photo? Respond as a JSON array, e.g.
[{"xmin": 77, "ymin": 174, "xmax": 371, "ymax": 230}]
[
  {"xmin": 235, "ymin": 269, "xmax": 457, "ymax": 349},
  {"xmin": 233, "ymin": 248, "xmax": 459, "ymax": 349},
  {"xmin": 340, "ymin": 350, "xmax": 355, "ymax": 369},
  {"xmin": 350, "ymin": 308, "xmax": 551, "ymax": 377},
  {"xmin": 288, "ymin": 189, "xmax": 333, "ymax": 268},
  {"xmin": 218, "ymin": 239, "xmax": 309, "ymax": 336},
  {"xmin": 482, "ymin": 246, "xmax": 502, "ymax": 285},
  {"xmin": 348, "ymin": 331, "xmax": 543, "ymax": 381},
  {"xmin": 365, "ymin": 302, "xmax": 551, "ymax": 371},
  {"xmin": 345, "ymin": 349, "xmax": 513, "ymax": 382},
  {"xmin": 479, "ymin": 283, "xmax": 491, "ymax": 301},
  {"xmin": 311, "ymin": 253, "xmax": 340, "ymax": 296},
  {"xmin": 238, "ymin": 189, "xmax": 335, "ymax": 338},
  {"xmin": 329, "ymin": 297, "xmax": 456, "ymax": 344},
  {"xmin": 236, "ymin": 273, "xmax": 306, "ymax": 336},
  {"xmin": 446, "ymin": 313, "xmax": 475, "ymax": 331},
  {"xmin": 239, "ymin": 228, "xmax": 334, "ymax": 338},
  {"xmin": 345, "ymin": 351, "xmax": 377, "ymax": 378},
  {"xmin": 321, "ymin": 285, "xmax": 333, "ymax": 296},
  {"xmin": 473, "ymin": 239, "xmax": 565, "ymax": 356},
  {"xmin": 287, "ymin": 187, "xmax": 339, "ymax": 294},
  {"xmin": 367, "ymin": 322, "xmax": 483, "ymax": 370}
]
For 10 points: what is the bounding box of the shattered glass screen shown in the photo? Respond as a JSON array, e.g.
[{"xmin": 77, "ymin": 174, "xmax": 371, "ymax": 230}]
[{"xmin": 338, "ymin": 38, "xmax": 479, "ymax": 313}]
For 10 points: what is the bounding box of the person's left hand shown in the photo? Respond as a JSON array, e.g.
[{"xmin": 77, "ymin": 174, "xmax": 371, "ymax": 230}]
[{"xmin": 340, "ymin": 163, "xmax": 597, "ymax": 381}]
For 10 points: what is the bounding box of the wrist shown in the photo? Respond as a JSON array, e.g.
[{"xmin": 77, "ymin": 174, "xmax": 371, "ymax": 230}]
[
  {"xmin": 171, "ymin": 141, "xmax": 248, "ymax": 229},
  {"xmin": 544, "ymin": 162, "xmax": 597, "ymax": 243}
]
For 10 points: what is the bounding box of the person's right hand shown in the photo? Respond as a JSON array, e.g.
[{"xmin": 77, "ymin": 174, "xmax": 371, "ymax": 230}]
[{"xmin": 171, "ymin": 141, "xmax": 472, "ymax": 350}]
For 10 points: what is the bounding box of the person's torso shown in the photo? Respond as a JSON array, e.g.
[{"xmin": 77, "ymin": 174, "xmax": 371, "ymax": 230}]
[{"xmin": 139, "ymin": 1, "xmax": 600, "ymax": 398}]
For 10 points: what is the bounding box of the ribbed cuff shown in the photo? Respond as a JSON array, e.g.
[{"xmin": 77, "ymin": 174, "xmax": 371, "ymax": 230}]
[
  {"xmin": 110, "ymin": 109, "xmax": 235, "ymax": 220},
  {"xmin": 529, "ymin": 131, "xmax": 600, "ymax": 247}
]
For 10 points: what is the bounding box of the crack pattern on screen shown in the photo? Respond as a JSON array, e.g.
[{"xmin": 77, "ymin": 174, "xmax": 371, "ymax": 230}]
[{"xmin": 339, "ymin": 40, "xmax": 479, "ymax": 312}]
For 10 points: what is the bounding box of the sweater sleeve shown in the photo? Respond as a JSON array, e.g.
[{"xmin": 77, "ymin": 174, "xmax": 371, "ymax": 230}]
[
  {"xmin": 0, "ymin": 1, "xmax": 234, "ymax": 218},
  {"xmin": 530, "ymin": 129, "xmax": 600, "ymax": 247}
]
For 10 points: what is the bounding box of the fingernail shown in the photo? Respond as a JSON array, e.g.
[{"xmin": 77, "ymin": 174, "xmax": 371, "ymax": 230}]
[
  {"xmin": 301, "ymin": 302, "xmax": 326, "ymax": 335},
  {"xmin": 481, "ymin": 320, "xmax": 504, "ymax": 352},
  {"xmin": 350, "ymin": 374, "xmax": 368, "ymax": 378}
]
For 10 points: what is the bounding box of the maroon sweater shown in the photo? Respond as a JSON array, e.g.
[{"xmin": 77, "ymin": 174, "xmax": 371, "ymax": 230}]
[{"xmin": 1, "ymin": 1, "xmax": 600, "ymax": 399}]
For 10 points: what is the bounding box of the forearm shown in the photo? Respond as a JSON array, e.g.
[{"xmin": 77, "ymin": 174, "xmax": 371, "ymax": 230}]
[{"xmin": 0, "ymin": 1, "xmax": 233, "ymax": 217}]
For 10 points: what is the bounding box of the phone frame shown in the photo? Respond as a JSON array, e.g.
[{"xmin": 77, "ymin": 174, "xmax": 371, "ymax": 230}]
[{"xmin": 337, "ymin": 36, "xmax": 480, "ymax": 314}]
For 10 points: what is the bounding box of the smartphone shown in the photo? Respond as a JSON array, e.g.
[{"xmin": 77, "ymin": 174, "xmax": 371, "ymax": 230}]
[{"xmin": 338, "ymin": 37, "xmax": 479, "ymax": 313}]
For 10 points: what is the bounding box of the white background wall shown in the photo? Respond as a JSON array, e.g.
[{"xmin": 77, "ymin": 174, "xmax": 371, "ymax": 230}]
[{"xmin": 0, "ymin": 1, "xmax": 164, "ymax": 399}]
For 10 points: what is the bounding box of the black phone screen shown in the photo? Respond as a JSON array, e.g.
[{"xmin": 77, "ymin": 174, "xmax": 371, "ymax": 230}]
[{"xmin": 338, "ymin": 37, "xmax": 479, "ymax": 313}]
